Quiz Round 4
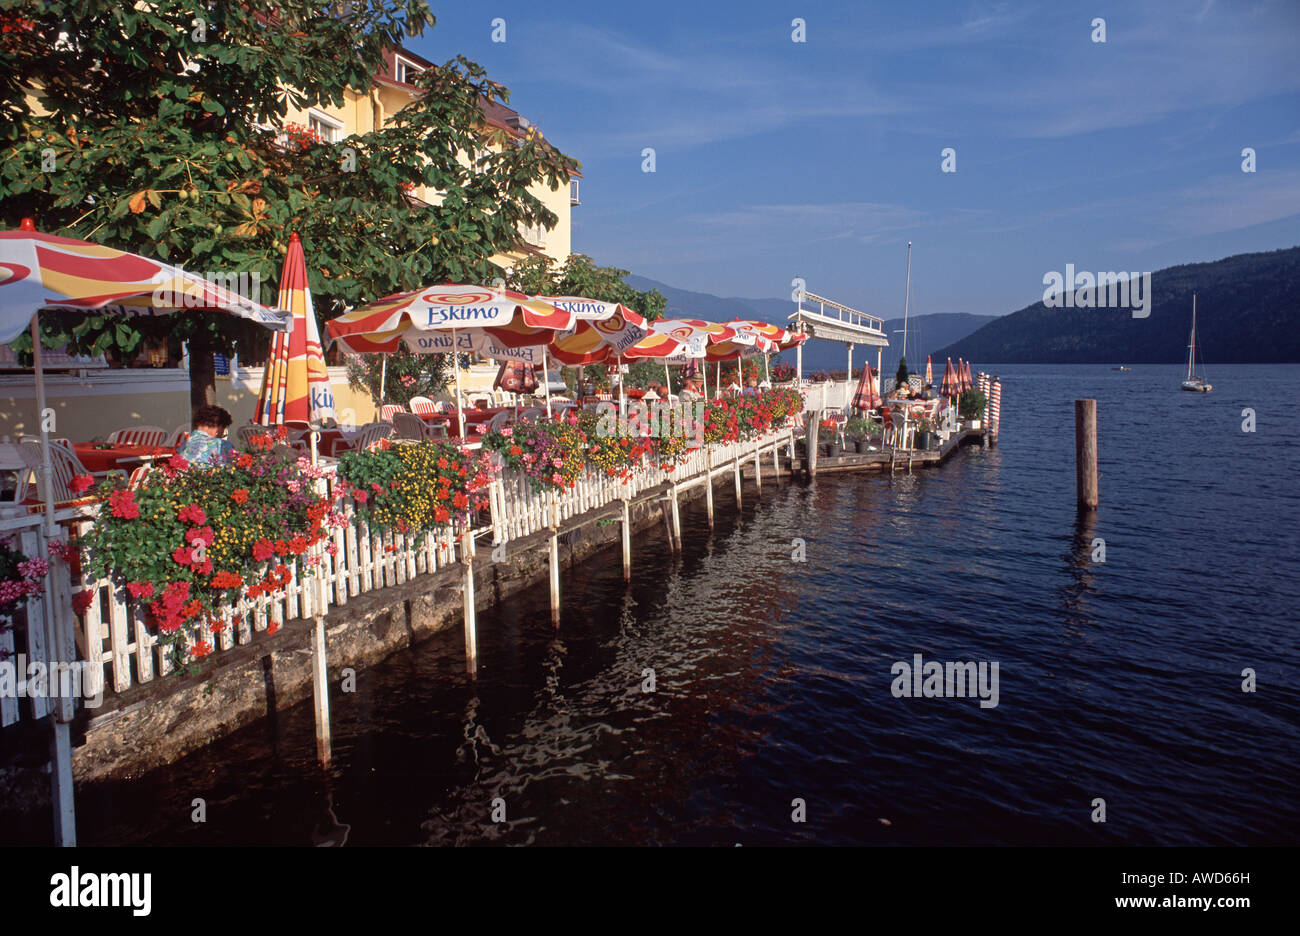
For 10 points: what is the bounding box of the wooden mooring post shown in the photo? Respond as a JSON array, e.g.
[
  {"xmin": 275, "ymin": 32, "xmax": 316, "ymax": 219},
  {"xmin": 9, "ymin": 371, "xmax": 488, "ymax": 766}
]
[
  {"xmin": 806, "ymin": 411, "xmax": 820, "ymax": 478},
  {"xmin": 1075, "ymin": 399, "xmax": 1099, "ymax": 511},
  {"xmin": 621, "ymin": 497, "xmax": 632, "ymax": 581},
  {"xmin": 311, "ymin": 615, "xmax": 332, "ymax": 767},
  {"xmin": 733, "ymin": 454, "xmax": 742, "ymax": 508},
  {"xmin": 549, "ymin": 493, "xmax": 561, "ymax": 626},
  {"xmin": 704, "ymin": 450, "xmax": 715, "ymax": 529},
  {"xmin": 462, "ymin": 534, "xmax": 478, "ymax": 677}
]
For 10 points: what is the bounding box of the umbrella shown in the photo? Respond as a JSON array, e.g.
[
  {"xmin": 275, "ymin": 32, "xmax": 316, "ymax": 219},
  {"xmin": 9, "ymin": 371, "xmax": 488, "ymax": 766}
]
[
  {"xmin": 0, "ymin": 218, "xmax": 289, "ymax": 769},
  {"xmin": 2, "ymin": 220, "xmax": 290, "ymax": 521},
  {"xmin": 925, "ymin": 355, "xmax": 933, "ymax": 387},
  {"xmin": 326, "ymin": 285, "xmax": 573, "ymax": 436},
  {"xmin": 852, "ymin": 362, "xmax": 882, "ymax": 411},
  {"xmin": 494, "ymin": 361, "xmax": 538, "ymax": 394},
  {"xmin": 962, "ymin": 359, "xmax": 974, "ymax": 393},
  {"xmin": 940, "ymin": 358, "xmax": 960, "ymax": 397},
  {"xmin": 255, "ymin": 233, "xmax": 335, "ymax": 427}
]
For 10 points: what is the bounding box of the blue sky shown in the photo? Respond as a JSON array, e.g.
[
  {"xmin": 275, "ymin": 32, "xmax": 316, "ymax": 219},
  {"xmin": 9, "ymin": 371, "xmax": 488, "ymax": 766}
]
[{"xmin": 408, "ymin": 0, "xmax": 1300, "ymax": 318}]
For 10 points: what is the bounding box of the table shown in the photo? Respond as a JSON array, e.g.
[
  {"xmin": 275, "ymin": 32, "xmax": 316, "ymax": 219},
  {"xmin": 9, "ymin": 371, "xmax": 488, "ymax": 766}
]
[{"xmin": 73, "ymin": 442, "xmax": 175, "ymax": 473}]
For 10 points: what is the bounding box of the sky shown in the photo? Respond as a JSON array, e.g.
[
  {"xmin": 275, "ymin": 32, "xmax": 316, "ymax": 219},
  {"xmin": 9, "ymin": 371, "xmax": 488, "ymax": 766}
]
[{"xmin": 406, "ymin": 0, "xmax": 1300, "ymax": 318}]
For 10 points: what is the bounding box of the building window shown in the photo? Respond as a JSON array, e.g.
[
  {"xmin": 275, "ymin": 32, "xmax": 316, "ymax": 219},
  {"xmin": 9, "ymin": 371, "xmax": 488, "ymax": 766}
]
[
  {"xmin": 523, "ymin": 222, "xmax": 549, "ymax": 248},
  {"xmin": 394, "ymin": 56, "xmax": 423, "ymax": 85},
  {"xmin": 307, "ymin": 110, "xmax": 343, "ymax": 144},
  {"xmin": 569, "ymin": 179, "xmax": 581, "ymax": 206}
]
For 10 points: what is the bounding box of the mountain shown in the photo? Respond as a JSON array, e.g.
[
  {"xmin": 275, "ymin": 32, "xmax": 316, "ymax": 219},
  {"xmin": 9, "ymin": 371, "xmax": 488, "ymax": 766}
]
[
  {"xmin": 933, "ymin": 246, "xmax": 1300, "ymax": 364},
  {"xmin": 623, "ymin": 275, "xmax": 994, "ymax": 373}
]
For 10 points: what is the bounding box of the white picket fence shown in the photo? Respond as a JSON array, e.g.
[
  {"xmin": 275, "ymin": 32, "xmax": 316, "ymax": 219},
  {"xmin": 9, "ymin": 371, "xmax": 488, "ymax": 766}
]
[{"xmin": 1, "ymin": 426, "xmax": 795, "ymax": 726}]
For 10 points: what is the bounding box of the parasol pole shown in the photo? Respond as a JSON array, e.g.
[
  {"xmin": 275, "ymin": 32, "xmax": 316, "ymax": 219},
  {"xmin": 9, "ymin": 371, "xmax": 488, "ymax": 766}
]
[
  {"xmin": 664, "ymin": 362, "xmax": 671, "ymax": 394},
  {"xmin": 379, "ymin": 355, "xmax": 387, "ymax": 403},
  {"xmin": 452, "ymin": 328, "xmax": 465, "ymax": 439},
  {"xmin": 618, "ymin": 354, "xmax": 626, "ymax": 418},
  {"xmin": 31, "ymin": 311, "xmax": 76, "ymax": 845},
  {"xmin": 701, "ymin": 355, "xmax": 707, "ymax": 400},
  {"xmin": 764, "ymin": 353, "xmax": 770, "ymax": 384},
  {"xmin": 542, "ymin": 352, "xmax": 552, "ymax": 418},
  {"xmin": 30, "ymin": 316, "xmax": 55, "ymax": 540}
]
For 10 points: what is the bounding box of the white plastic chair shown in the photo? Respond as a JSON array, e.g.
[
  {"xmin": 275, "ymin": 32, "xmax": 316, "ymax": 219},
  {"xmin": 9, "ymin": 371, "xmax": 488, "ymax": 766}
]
[
  {"xmin": 379, "ymin": 404, "xmax": 405, "ymax": 423},
  {"xmin": 108, "ymin": 425, "xmax": 168, "ymax": 447},
  {"xmin": 18, "ymin": 439, "xmax": 126, "ymax": 503},
  {"xmin": 167, "ymin": 424, "xmax": 191, "ymax": 447},
  {"xmin": 408, "ymin": 396, "xmax": 438, "ymax": 416}
]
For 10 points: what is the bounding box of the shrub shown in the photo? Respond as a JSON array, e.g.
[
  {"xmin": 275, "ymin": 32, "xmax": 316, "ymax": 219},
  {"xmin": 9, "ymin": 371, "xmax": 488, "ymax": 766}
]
[{"xmin": 335, "ymin": 439, "xmax": 495, "ymax": 536}]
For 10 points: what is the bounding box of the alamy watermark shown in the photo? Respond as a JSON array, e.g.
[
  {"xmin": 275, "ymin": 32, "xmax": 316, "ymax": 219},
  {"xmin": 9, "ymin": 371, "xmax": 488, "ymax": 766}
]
[
  {"xmin": 890, "ymin": 653, "xmax": 999, "ymax": 708},
  {"xmin": 152, "ymin": 267, "xmax": 263, "ymax": 307},
  {"xmin": 0, "ymin": 655, "xmax": 102, "ymax": 708},
  {"xmin": 592, "ymin": 400, "xmax": 705, "ymax": 445},
  {"xmin": 1042, "ymin": 264, "xmax": 1151, "ymax": 318}
]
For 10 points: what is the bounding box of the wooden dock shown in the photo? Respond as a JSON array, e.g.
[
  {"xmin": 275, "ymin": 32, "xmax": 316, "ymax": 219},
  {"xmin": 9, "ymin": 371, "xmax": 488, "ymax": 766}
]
[{"xmin": 797, "ymin": 426, "xmax": 993, "ymax": 477}]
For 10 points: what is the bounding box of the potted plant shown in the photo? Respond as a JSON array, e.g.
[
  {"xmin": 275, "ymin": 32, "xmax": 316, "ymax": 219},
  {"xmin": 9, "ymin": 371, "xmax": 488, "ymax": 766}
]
[
  {"xmin": 914, "ymin": 416, "xmax": 935, "ymax": 451},
  {"xmin": 958, "ymin": 388, "xmax": 987, "ymax": 427},
  {"xmin": 844, "ymin": 416, "xmax": 879, "ymax": 453},
  {"xmin": 818, "ymin": 418, "xmax": 840, "ymax": 457}
]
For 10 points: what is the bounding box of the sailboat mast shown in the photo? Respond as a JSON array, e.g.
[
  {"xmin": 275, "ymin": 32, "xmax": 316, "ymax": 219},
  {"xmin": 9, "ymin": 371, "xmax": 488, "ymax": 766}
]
[
  {"xmin": 902, "ymin": 241, "xmax": 912, "ymax": 365},
  {"xmin": 1187, "ymin": 293, "xmax": 1197, "ymax": 380}
]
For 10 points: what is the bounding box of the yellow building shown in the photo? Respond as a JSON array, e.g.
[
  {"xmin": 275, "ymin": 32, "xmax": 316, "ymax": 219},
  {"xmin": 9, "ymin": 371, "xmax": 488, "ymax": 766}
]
[{"xmin": 283, "ymin": 46, "xmax": 579, "ymax": 269}]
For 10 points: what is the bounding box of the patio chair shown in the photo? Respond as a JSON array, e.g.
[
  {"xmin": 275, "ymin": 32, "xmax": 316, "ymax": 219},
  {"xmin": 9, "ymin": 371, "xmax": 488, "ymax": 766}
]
[
  {"xmin": 463, "ymin": 410, "xmax": 510, "ymax": 439},
  {"xmin": 351, "ymin": 422, "xmax": 394, "ymax": 451},
  {"xmin": 379, "ymin": 404, "xmax": 405, "ymax": 423},
  {"xmin": 166, "ymin": 424, "xmax": 191, "ymax": 447},
  {"xmin": 888, "ymin": 410, "xmax": 914, "ymax": 451},
  {"xmin": 517, "ymin": 407, "xmax": 543, "ymax": 423},
  {"xmin": 18, "ymin": 439, "xmax": 126, "ymax": 504},
  {"xmin": 236, "ymin": 425, "xmax": 273, "ymax": 448},
  {"xmin": 408, "ymin": 396, "xmax": 439, "ymax": 417},
  {"xmin": 392, "ymin": 411, "xmax": 434, "ymax": 441},
  {"xmin": 107, "ymin": 425, "xmax": 168, "ymax": 447}
]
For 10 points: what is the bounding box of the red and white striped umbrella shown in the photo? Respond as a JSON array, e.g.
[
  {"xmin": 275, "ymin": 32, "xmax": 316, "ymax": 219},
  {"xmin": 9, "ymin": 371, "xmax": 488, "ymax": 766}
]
[
  {"xmin": 940, "ymin": 357, "xmax": 960, "ymax": 397},
  {"xmin": 255, "ymin": 233, "xmax": 335, "ymax": 426},
  {"xmin": 541, "ymin": 296, "xmax": 650, "ymax": 366},
  {"xmin": 852, "ymin": 363, "xmax": 881, "ymax": 411},
  {"xmin": 1, "ymin": 220, "xmax": 288, "ymax": 343},
  {"xmin": 925, "ymin": 355, "xmax": 933, "ymax": 386},
  {"xmin": 326, "ymin": 284, "xmax": 573, "ymax": 358}
]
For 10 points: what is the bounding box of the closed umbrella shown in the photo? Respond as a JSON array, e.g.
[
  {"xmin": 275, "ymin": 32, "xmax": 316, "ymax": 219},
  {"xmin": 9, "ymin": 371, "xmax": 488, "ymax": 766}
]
[
  {"xmin": 940, "ymin": 358, "xmax": 960, "ymax": 398},
  {"xmin": 925, "ymin": 355, "xmax": 933, "ymax": 387},
  {"xmin": 852, "ymin": 362, "xmax": 881, "ymax": 412},
  {"xmin": 255, "ymin": 232, "xmax": 335, "ymax": 427}
]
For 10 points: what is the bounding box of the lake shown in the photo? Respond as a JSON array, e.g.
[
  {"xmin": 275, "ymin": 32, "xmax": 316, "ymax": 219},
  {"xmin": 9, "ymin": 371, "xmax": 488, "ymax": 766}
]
[{"xmin": 33, "ymin": 364, "xmax": 1300, "ymax": 845}]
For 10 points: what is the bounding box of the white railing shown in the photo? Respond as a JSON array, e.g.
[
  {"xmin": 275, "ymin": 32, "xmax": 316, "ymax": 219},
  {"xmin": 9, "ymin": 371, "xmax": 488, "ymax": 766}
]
[
  {"xmin": 1, "ymin": 427, "xmax": 795, "ymax": 724},
  {"xmin": 0, "ymin": 512, "xmax": 78, "ymax": 729}
]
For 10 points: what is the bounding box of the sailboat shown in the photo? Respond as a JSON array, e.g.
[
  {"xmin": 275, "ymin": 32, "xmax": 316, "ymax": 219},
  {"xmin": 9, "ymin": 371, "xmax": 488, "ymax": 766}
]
[{"xmin": 1181, "ymin": 293, "xmax": 1212, "ymax": 392}]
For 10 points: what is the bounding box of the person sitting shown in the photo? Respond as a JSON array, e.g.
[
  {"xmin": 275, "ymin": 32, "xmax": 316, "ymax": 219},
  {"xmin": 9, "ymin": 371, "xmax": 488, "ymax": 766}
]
[{"xmin": 177, "ymin": 405, "xmax": 234, "ymax": 466}]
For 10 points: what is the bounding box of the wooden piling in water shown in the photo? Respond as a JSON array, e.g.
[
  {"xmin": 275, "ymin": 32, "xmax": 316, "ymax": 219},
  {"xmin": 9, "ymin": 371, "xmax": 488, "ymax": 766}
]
[
  {"xmin": 1075, "ymin": 399, "xmax": 1099, "ymax": 511},
  {"xmin": 311, "ymin": 616, "xmax": 331, "ymax": 767},
  {"xmin": 462, "ymin": 538, "xmax": 478, "ymax": 677},
  {"xmin": 733, "ymin": 455, "xmax": 742, "ymax": 508},
  {"xmin": 670, "ymin": 483, "xmax": 682, "ymax": 551},
  {"xmin": 704, "ymin": 451, "xmax": 715, "ymax": 529},
  {"xmin": 807, "ymin": 411, "xmax": 820, "ymax": 478},
  {"xmin": 549, "ymin": 494, "xmax": 561, "ymax": 626},
  {"xmin": 621, "ymin": 498, "xmax": 632, "ymax": 581},
  {"xmin": 753, "ymin": 446, "xmax": 762, "ymax": 494}
]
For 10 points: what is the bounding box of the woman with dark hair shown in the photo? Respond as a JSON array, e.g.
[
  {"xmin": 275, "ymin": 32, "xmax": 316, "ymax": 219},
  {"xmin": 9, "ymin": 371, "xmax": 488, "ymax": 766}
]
[{"xmin": 178, "ymin": 405, "xmax": 235, "ymax": 465}]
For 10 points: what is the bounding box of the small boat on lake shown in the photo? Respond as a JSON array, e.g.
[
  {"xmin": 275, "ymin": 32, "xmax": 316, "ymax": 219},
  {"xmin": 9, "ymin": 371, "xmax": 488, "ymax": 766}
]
[{"xmin": 1181, "ymin": 294, "xmax": 1212, "ymax": 392}]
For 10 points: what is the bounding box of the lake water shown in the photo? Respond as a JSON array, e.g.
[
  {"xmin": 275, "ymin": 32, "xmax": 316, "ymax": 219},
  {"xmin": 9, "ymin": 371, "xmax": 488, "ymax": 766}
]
[{"xmin": 19, "ymin": 364, "xmax": 1300, "ymax": 846}]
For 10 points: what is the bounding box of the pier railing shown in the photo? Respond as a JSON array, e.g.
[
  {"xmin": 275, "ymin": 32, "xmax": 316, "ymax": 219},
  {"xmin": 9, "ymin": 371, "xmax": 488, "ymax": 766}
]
[{"xmin": 1, "ymin": 427, "xmax": 795, "ymax": 725}]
